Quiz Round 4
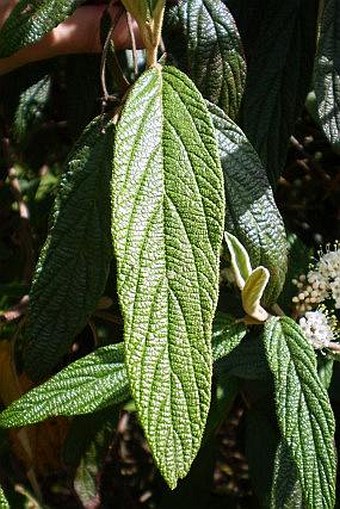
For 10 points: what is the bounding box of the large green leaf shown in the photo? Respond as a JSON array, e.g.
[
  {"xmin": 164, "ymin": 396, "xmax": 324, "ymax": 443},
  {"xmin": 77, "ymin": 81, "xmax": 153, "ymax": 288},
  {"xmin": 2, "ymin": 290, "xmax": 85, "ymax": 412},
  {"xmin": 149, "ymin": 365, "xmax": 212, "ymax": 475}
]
[
  {"xmin": 263, "ymin": 316, "xmax": 336, "ymax": 509},
  {"xmin": 24, "ymin": 117, "xmax": 114, "ymax": 380},
  {"xmin": 163, "ymin": 0, "xmax": 246, "ymax": 119},
  {"xmin": 271, "ymin": 441, "xmax": 304, "ymax": 509},
  {"xmin": 210, "ymin": 103, "xmax": 288, "ymax": 306},
  {"xmin": 240, "ymin": 0, "xmax": 318, "ymax": 186},
  {"xmin": 314, "ymin": 0, "xmax": 340, "ymax": 149},
  {"xmin": 0, "ymin": 344, "xmax": 128, "ymax": 428},
  {"xmin": 0, "ymin": 0, "xmax": 83, "ymax": 58},
  {"xmin": 112, "ymin": 65, "xmax": 224, "ymax": 488}
]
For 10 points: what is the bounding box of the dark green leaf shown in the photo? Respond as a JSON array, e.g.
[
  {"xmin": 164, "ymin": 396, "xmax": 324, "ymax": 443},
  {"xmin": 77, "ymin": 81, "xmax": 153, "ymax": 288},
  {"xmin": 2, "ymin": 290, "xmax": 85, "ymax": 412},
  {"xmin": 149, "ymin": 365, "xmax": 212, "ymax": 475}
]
[
  {"xmin": 0, "ymin": 344, "xmax": 128, "ymax": 428},
  {"xmin": 314, "ymin": 0, "xmax": 340, "ymax": 149},
  {"xmin": 112, "ymin": 65, "xmax": 224, "ymax": 488},
  {"xmin": 0, "ymin": 0, "xmax": 83, "ymax": 58},
  {"xmin": 164, "ymin": 0, "xmax": 246, "ymax": 119},
  {"xmin": 212, "ymin": 312, "xmax": 247, "ymax": 361},
  {"xmin": 0, "ymin": 486, "xmax": 9, "ymax": 509},
  {"xmin": 13, "ymin": 75, "xmax": 51, "ymax": 142},
  {"xmin": 263, "ymin": 316, "xmax": 336, "ymax": 509},
  {"xmin": 271, "ymin": 441, "xmax": 304, "ymax": 509},
  {"xmin": 24, "ymin": 117, "xmax": 114, "ymax": 380},
  {"xmin": 210, "ymin": 103, "xmax": 288, "ymax": 306},
  {"xmin": 240, "ymin": 0, "xmax": 318, "ymax": 186},
  {"xmin": 318, "ymin": 356, "xmax": 334, "ymax": 390}
]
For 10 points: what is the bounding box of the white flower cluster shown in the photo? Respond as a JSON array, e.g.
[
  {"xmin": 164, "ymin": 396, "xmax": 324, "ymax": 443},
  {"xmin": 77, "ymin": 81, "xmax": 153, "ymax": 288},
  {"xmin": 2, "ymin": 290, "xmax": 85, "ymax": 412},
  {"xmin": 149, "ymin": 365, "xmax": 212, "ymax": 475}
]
[
  {"xmin": 292, "ymin": 242, "xmax": 340, "ymax": 313},
  {"xmin": 299, "ymin": 308, "xmax": 337, "ymax": 350},
  {"xmin": 293, "ymin": 242, "xmax": 339, "ymax": 351}
]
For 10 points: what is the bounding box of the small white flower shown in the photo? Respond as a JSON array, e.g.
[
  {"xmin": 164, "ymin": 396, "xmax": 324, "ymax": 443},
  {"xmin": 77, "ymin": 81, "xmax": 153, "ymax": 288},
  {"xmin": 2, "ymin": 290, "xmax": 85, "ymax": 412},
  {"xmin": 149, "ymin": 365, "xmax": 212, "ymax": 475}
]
[
  {"xmin": 330, "ymin": 276, "xmax": 340, "ymax": 309},
  {"xmin": 318, "ymin": 250, "xmax": 340, "ymax": 280},
  {"xmin": 299, "ymin": 309, "xmax": 335, "ymax": 350}
]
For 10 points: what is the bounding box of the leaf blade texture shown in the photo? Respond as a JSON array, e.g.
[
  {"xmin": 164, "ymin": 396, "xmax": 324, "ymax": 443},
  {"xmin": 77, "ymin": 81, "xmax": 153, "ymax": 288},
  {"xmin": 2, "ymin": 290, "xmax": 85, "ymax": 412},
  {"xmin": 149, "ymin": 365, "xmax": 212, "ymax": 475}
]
[
  {"xmin": 0, "ymin": 0, "xmax": 83, "ymax": 58},
  {"xmin": 314, "ymin": 0, "xmax": 340, "ymax": 148},
  {"xmin": 112, "ymin": 65, "xmax": 224, "ymax": 488},
  {"xmin": 240, "ymin": 0, "xmax": 318, "ymax": 186},
  {"xmin": 210, "ymin": 103, "xmax": 288, "ymax": 306},
  {"xmin": 0, "ymin": 344, "xmax": 128, "ymax": 428},
  {"xmin": 163, "ymin": 0, "xmax": 246, "ymax": 119},
  {"xmin": 263, "ymin": 316, "xmax": 336, "ymax": 509},
  {"xmin": 24, "ymin": 117, "xmax": 114, "ymax": 380}
]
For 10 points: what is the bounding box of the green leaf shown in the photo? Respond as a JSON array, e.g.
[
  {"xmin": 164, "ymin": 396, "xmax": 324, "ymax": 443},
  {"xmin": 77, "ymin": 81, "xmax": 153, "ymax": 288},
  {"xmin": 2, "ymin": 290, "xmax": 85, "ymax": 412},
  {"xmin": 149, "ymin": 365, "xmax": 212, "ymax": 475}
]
[
  {"xmin": 314, "ymin": 0, "xmax": 340, "ymax": 149},
  {"xmin": 240, "ymin": 0, "xmax": 318, "ymax": 186},
  {"xmin": 0, "ymin": 344, "xmax": 128, "ymax": 428},
  {"xmin": 112, "ymin": 65, "xmax": 224, "ymax": 488},
  {"xmin": 224, "ymin": 231, "xmax": 252, "ymax": 290},
  {"xmin": 0, "ymin": 0, "xmax": 83, "ymax": 58},
  {"xmin": 0, "ymin": 486, "xmax": 9, "ymax": 509},
  {"xmin": 241, "ymin": 266, "xmax": 269, "ymax": 322},
  {"xmin": 24, "ymin": 117, "xmax": 114, "ymax": 380},
  {"xmin": 13, "ymin": 75, "xmax": 51, "ymax": 142},
  {"xmin": 212, "ymin": 311, "xmax": 247, "ymax": 361},
  {"xmin": 318, "ymin": 356, "xmax": 334, "ymax": 390},
  {"xmin": 210, "ymin": 103, "xmax": 288, "ymax": 306},
  {"xmin": 263, "ymin": 316, "xmax": 336, "ymax": 509},
  {"xmin": 271, "ymin": 441, "xmax": 304, "ymax": 509},
  {"xmin": 163, "ymin": 0, "xmax": 246, "ymax": 119}
]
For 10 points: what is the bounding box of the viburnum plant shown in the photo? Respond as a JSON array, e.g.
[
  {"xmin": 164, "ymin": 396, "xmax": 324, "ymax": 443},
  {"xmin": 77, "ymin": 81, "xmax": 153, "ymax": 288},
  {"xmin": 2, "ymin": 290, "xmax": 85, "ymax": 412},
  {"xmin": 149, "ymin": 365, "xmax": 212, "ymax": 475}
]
[{"xmin": 0, "ymin": 0, "xmax": 339, "ymax": 507}]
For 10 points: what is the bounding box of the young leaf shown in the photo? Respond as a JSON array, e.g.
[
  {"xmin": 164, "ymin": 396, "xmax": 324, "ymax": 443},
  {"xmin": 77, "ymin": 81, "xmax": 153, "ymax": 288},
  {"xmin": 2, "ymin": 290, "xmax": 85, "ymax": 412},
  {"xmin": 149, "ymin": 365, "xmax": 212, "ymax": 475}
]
[
  {"xmin": 24, "ymin": 117, "xmax": 114, "ymax": 380},
  {"xmin": 163, "ymin": 0, "xmax": 246, "ymax": 119},
  {"xmin": 212, "ymin": 311, "xmax": 247, "ymax": 361},
  {"xmin": 224, "ymin": 231, "xmax": 252, "ymax": 290},
  {"xmin": 314, "ymin": 0, "xmax": 340, "ymax": 149},
  {"xmin": 240, "ymin": 0, "xmax": 318, "ymax": 186},
  {"xmin": 112, "ymin": 65, "xmax": 224, "ymax": 488},
  {"xmin": 0, "ymin": 344, "xmax": 128, "ymax": 428},
  {"xmin": 241, "ymin": 266, "xmax": 270, "ymax": 322},
  {"xmin": 263, "ymin": 316, "xmax": 336, "ymax": 509},
  {"xmin": 210, "ymin": 103, "xmax": 288, "ymax": 306},
  {"xmin": 0, "ymin": 0, "xmax": 83, "ymax": 58}
]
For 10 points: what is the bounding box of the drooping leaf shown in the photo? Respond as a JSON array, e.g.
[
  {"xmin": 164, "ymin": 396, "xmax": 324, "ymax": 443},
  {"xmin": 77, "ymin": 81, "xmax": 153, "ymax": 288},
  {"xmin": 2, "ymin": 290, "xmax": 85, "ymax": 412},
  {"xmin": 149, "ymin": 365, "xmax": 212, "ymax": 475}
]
[
  {"xmin": 224, "ymin": 231, "xmax": 252, "ymax": 290},
  {"xmin": 210, "ymin": 103, "xmax": 288, "ymax": 306},
  {"xmin": 263, "ymin": 316, "xmax": 336, "ymax": 509},
  {"xmin": 318, "ymin": 356, "xmax": 334, "ymax": 390},
  {"xmin": 0, "ymin": 0, "xmax": 83, "ymax": 58},
  {"xmin": 212, "ymin": 311, "xmax": 247, "ymax": 361},
  {"xmin": 112, "ymin": 65, "xmax": 224, "ymax": 488},
  {"xmin": 271, "ymin": 441, "xmax": 304, "ymax": 509},
  {"xmin": 163, "ymin": 0, "xmax": 246, "ymax": 119},
  {"xmin": 314, "ymin": 0, "xmax": 340, "ymax": 149},
  {"xmin": 241, "ymin": 266, "xmax": 269, "ymax": 322},
  {"xmin": 13, "ymin": 75, "xmax": 51, "ymax": 142},
  {"xmin": 240, "ymin": 0, "xmax": 318, "ymax": 186},
  {"xmin": 0, "ymin": 344, "xmax": 128, "ymax": 428},
  {"xmin": 24, "ymin": 117, "xmax": 114, "ymax": 380}
]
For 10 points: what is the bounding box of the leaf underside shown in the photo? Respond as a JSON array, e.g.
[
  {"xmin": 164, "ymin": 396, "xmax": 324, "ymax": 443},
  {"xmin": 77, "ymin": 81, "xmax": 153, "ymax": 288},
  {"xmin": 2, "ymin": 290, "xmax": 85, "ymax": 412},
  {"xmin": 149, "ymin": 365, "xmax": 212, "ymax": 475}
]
[
  {"xmin": 112, "ymin": 65, "xmax": 224, "ymax": 488},
  {"xmin": 210, "ymin": 103, "xmax": 288, "ymax": 306},
  {"xmin": 263, "ymin": 317, "xmax": 336, "ymax": 509},
  {"xmin": 314, "ymin": 0, "xmax": 340, "ymax": 148},
  {"xmin": 0, "ymin": 0, "xmax": 83, "ymax": 58},
  {"xmin": 24, "ymin": 117, "xmax": 114, "ymax": 380}
]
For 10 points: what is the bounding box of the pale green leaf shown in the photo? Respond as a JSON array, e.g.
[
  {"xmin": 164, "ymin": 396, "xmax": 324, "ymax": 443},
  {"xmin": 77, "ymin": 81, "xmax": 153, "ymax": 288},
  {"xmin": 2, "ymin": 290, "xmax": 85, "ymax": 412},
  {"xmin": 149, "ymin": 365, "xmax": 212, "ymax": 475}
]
[
  {"xmin": 241, "ymin": 266, "xmax": 270, "ymax": 322},
  {"xmin": 314, "ymin": 0, "xmax": 340, "ymax": 149},
  {"xmin": 0, "ymin": 0, "xmax": 83, "ymax": 58},
  {"xmin": 0, "ymin": 486, "xmax": 9, "ymax": 509},
  {"xmin": 210, "ymin": 103, "xmax": 288, "ymax": 306},
  {"xmin": 24, "ymin": 117, "xmax": 114, "ymax": 380},
  {"xmin": 240, "ymin": 0, "xmax": 318, "ymax": 185},
  {"xmin": 163, "ymin": 0, "xmax": 246, "ymax": 119},
  {"xmin": 112, "ymin": 65, "xmax": 224, "ymax": 488},
  {"xmin": 263, "ymin": 316, "xmax": 336, "ymax": 509},
  {"xmin": 0, "ymin": 344, "xmax": 128, "ymax": 428},
  {"xmin": 224, "ymin": 232, "xmax": 252, "ymax": 290}
]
